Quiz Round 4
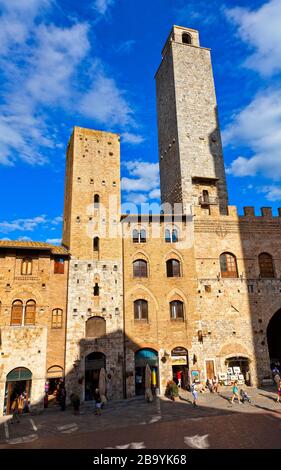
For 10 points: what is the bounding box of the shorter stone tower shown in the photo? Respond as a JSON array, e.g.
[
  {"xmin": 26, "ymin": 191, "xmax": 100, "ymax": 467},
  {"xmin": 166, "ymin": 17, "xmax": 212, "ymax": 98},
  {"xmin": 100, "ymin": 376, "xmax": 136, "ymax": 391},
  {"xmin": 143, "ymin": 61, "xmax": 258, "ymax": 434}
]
[
  {"xmin": 63, "ymin": 127, "xmax": 124, "ymax": 401},
  {"xmin": 155, "ymin": 25, "xmax": 228, "ymax": 214}
]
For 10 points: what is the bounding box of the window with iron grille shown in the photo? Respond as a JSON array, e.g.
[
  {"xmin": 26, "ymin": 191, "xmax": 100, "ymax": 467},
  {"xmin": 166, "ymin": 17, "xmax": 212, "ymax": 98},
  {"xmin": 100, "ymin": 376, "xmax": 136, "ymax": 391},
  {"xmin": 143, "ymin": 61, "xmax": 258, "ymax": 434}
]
[
  {"xmin": 259, "ymin": 253, "xmax": 275, "ymax": 278},
  {"xmin": 220, "ymin": 253, "xmax": 238, "ymax": 278},
  {"xmin": 52, "ymin": 308, "xmax": 63, "ymax": 328},
  {"xmin": 134, "ymin": 299, "xmax": 148, "ymax": 320},
  {"xmin": 170, "ymin": 300, "xmax": 184, "ymax": 320},
  {"xmin": 133, "ymin": 260, "xmax": 148, "ymax": 277},
  {"xmin": 166, "ymin": 259, "xmax": 181, "ymax": 277}
]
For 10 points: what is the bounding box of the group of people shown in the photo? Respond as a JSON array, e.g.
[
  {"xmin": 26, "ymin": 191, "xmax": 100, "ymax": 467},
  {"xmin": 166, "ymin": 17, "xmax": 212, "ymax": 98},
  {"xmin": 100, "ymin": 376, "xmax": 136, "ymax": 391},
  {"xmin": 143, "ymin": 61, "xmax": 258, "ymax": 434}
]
[
  {"xmin": 10, "ymin": 392, "xmax": 29, "ymax": 423},
  {"xmin": 190, "ymin": 378, "xmax": 251, "ymax": 407}
]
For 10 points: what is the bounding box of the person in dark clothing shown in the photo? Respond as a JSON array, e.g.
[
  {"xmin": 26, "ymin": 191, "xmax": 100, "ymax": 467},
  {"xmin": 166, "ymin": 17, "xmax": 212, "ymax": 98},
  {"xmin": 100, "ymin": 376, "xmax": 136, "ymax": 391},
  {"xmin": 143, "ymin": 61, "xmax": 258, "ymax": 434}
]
[
  {"xmin": 93, "ymin": 388, "xmax": 102, "ymax": 415},
  {"xmin": 58, "ymin": 386, "xmax": 67, "ymax": 411}
]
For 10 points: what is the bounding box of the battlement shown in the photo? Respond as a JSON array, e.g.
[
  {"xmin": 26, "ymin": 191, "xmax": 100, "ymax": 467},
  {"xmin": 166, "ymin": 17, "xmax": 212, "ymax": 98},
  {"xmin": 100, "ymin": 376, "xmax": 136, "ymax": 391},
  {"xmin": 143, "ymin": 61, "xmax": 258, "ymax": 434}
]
[{"xmin": 194, "ymin": 205, "xmax": 281, "ymax": 220}]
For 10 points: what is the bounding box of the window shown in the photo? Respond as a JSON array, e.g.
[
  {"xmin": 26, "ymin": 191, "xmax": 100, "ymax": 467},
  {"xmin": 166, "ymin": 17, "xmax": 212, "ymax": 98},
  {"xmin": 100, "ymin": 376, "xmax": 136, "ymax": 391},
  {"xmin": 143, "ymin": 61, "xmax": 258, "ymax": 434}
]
[
  {"xmin": 165, "ymin": 228, "xmax": 178, "ymax": 243},
  {"xmin": 202, "ymin": 190, "xmax": 209, "ymax": 203},
  {"xmin": 220, "ymin": 253, "xmax": 238, "ymax": 278},
  {"xmin": 166, "ymin": 259, "xmax": 181, "ymax": 277},
  {"xmin": 21, "ymin": 258, "xmax": 32, "ymax": 275},
  {"xmin": 182, "ymin": 32, "xmax": 192, "ymax": 44},
  {"xmin": 134, "ymin": 299, "xmax": 148, "ymax": 320},
  {"xmin": 259, "ymin": 253, "xmax": 275, "ymax": 278},
  {"xmin": 52, "ymin": 308, "xmax": 63, "ymax": 328},
  {"xmin": 94, "ymin": 194, "xmax": 100, "ymax": 206},
  {"xmin": 94, "ymin": 283, "xmax": 99, "ymax": 296},
  {"xmin": 11, "ymin": 300, "xmax": 23, "ymax": 326},
  {"xmin": 25, "ymin": 300, "xmax": 36, "ymax": 325},
  {"xmin": 133, "ymin": 260, "xmax": 148, "ymax": 278},
  {"xmin": 93, "ymin": 237, "xmax": 99, "ymax": 251},
  {"xmin": 132, "ymin": 229, "xmax": 146, "ymax": 243},
  {"xmin": 54, "ymin": 258, "xmax": 64, "ymax": 274},
  {"xmin": 170, "ymin": 300, "xmax": 184, "ymax": 320}
]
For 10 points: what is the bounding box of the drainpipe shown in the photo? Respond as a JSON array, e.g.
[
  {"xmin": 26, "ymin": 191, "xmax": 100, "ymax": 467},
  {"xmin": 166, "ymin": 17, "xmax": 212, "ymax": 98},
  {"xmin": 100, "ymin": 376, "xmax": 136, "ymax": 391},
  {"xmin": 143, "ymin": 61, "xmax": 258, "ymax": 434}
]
[{"xmin": 121, "ymin": 219, "xmax": 127, "ymax": 399}]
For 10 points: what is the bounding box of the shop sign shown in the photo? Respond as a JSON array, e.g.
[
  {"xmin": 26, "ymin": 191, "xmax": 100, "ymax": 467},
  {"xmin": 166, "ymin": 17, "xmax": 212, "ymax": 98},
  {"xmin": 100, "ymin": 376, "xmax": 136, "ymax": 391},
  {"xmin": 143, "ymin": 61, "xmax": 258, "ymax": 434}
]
[{"xmin": 171, "ymin": 355, "xmax": 187, "ymax": 365}]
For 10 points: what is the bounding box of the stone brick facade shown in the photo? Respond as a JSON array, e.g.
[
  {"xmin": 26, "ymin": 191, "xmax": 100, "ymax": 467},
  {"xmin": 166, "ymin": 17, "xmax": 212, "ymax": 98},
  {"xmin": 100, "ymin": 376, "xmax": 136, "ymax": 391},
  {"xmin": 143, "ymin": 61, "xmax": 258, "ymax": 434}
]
[
  {"xmin": 1, "ymin": 25, "xmax": 281, "ymax": 414},
  {"xmin": 0, "ymin": 243, "xmax": 68, "ymax": 415}
]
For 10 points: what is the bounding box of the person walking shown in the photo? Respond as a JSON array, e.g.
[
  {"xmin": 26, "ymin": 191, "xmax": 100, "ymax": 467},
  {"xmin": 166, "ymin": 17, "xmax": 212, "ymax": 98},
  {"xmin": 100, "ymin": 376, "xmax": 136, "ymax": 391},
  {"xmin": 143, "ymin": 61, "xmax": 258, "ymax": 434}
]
[
  {"xmin": 177, "ymin": 370, "xmax": 182, "ymax": 388},
  {"xmin": 191, "ymin": 381, "xmax": 198, "ymax": 407},
  {"xmin": 58, "ymin": 385, "xmax": 66, "ymax": 411},
  {"xmin": 93, "ymin": 388, "xmax": 102, "ymax": 415},
  {"xmin": 212, "ymin": 376, "xmax": 219, "ymax": 393},
  {"xmin": 231, "ymin": 381, "xmax": 242, "ymax": 404},
  {"xmin": 276, "ymin": 379, "xmax": 281, "ymax": 403},
  {"xmin": 11, "ymin": 395, "xmax": 20, "ymax": 423}
]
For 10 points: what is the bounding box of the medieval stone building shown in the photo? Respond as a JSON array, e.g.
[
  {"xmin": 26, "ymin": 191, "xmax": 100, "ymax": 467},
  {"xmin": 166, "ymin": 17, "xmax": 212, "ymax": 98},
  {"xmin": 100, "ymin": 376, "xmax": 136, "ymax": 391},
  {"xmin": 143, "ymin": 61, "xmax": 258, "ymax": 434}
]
[{"xmin": 1, "ymin": 25, "xmax": 281, "ymax": 415}]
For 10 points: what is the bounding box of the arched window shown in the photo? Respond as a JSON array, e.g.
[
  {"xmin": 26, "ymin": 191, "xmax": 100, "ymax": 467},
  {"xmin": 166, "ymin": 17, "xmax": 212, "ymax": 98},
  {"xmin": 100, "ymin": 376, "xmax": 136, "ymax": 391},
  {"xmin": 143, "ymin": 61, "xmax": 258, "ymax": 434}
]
[
  {"xmin": 166, "ymin": 259, "xmax": 181, "ymax": 277},
  {"xmin": 94, "ymin": 194, "xmax": 100, "ymax": 206},
  {"xmin": 182, "ymin": 32, "xmax": 192, "ymax": 44},
  {"xmin": 21, "ymin": 258, "xmax": 32, "ymax": 275},
  {"xmin": 134, "ymin": 299, "xmax": 148, "ymax": 320},
  {"xmin": 93, "ymin": 237, "xmax": 99, "ymax": 251},
  {"xmin": 52, "ymin": 308, "xmax": 63, "ymax": 328},
  {"xmin": 25, "ymin": 300, "xmax": 36, "ymax": 325},
  {"xmin": 220, "ymin": 252, "xmax": 238, "ymax": 278},
  {"xmin": 11, "ymin": 300, "xmax": 23, "ymax": 326},
  {"xmin": 170, "ymin": 300, "xmax": 184, "ymax": 320},
  {"xmin": 86, "ymin": 316, "xmax": 106, "ymax": 338},
  {"xmin": 202, "ymin": 190, "xmax": 209, "ymax": 203},
  {"xmin": 94, "ymin": 283, "xmax": 99, "ymax": 296},
  {"xmin": 132, "ymin": 229, "xmax": 146, "ymax": 243},
  {"xmin": 259, "ymin": 253, "xmax": 275, "ymax": 278},
  {"xmin": 133, "ymin": 260, "xmax": 148, "ymax": 277},
  {"xmin": 165, "ymin": 228, "xmax": 178, "ymax": 243}
]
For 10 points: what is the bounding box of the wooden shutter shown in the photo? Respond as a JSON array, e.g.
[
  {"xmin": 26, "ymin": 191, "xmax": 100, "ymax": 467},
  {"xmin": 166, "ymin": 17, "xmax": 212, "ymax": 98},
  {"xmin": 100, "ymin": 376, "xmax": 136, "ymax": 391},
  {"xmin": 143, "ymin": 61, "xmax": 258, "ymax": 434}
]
[
  {"xmin": 11, "ymin": 301, "xmax": 23, "ymax": 326},
  {"xmin": 54, "ymin": 259, "xmax": 64, "ymax": 274},
  {"xmin": 52, "ymin": 309, "xmax": 62, "ymax": 328},
  {"xmin": 25, "ymin": 301, "xmax": 36, "ymax": 325}
]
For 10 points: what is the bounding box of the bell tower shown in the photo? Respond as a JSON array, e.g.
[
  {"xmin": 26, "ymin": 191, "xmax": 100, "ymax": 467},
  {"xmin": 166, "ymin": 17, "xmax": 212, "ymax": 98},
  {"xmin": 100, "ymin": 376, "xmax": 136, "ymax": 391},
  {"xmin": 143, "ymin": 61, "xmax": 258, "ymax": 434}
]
[{"xmin": 155, "ymin": 25, "xmax": 228, "ymax": 214}]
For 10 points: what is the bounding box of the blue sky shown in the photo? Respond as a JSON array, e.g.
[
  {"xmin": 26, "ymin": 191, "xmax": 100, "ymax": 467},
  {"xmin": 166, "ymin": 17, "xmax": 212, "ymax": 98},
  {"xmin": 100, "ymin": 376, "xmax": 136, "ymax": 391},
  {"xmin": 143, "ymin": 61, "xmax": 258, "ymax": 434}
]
[{"xmin": 1, "ymin": 0, "xmax": 281, "ymax": 243}]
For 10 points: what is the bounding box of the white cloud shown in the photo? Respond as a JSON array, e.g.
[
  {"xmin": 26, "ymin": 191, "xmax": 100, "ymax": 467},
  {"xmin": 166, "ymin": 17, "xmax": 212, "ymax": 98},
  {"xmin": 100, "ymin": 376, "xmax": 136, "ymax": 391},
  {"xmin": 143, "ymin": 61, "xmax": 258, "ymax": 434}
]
[
  {"xmin": 80, "ymin": 74, "xmax": 133, "ymax": 127},
  {"xmin": 259, "ymin": 185, "xmax": 281, "ymax": 201},
  {"xmin": 115, "ymin": 40, "xmax": 136, "ymax": 54},
  {"xmin": 0, "ymin": 215, "xmax": 47, "ymax": 233},
  {"xmin": 18, "ymin": 236, "xmax": 33, "ymax": 241},
  {"xmin": 121, "ymin": 160, "xmax": 160, "ymax": 204},
  {"xmin": 46, "ymin": 238, "xmax": 62, "ymax": 244},
  {"xmin": 122, "ymin": 132, "xmax": 144, "ymax": 145},
  {"xmin": 226, "ymin": 0, "xmax": 281, "ymax": 76},
  {"xmin": 92, "ymin": 0, "xmax": 114, "ymax": 15},
  {"xmin": 224, "ymin": 88, "xmax": 281, "ymax": 180}
]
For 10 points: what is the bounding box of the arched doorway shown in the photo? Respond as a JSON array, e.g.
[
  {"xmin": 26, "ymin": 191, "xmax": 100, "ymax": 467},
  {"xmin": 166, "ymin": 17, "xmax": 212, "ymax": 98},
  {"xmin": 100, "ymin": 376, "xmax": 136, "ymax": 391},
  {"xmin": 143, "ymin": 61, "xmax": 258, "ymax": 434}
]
[
  {"xmin": 85, "ymin": 352, "xmax": 106, "ymax": 401},
  {"xmin": 171, "ymin": 347, "xmax": 189, "ymax": 389},
  {"xmin": 4, "ymin": 367, "xmax": 32, "ymax": 415},
  {"xmin": 135, "ymin": 349, "xmax": 158, "ymax": 395},
  {"xmin": 225, "ymin": 356, "xmax": 251, "ymax": 386},
  {"xmin": 267, "ymin": 308, "xmax": 281, "ymax": 369}
]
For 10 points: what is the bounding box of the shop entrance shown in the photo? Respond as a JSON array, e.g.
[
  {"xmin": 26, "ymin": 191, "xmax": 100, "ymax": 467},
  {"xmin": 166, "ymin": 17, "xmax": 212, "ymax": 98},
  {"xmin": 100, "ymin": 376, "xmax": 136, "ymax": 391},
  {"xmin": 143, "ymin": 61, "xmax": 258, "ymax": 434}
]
[
  {"xmin": 135, "ymin": 349, "xmax": 158, "ymax": 395},
  {"xmin": 45, "ymin": 366, "xmax": 64, "ymax": 406},
  {"xmin": 4, "ymin": 367, "xmax": 32, "ymax": 415},
  {"xmin": 226, "ymin": 356, "xmax": 251, "ymax": 385},
  {"xmin": 171, "ymin": 347, "xmax": 189, "ymax": 390},
  {"xmin": 267, "ymin": 308, "xmax": 281, "ymax": 369},
  {"xmin": 85, "ymin": 352, "xmax": 106, "ymax": 401}
]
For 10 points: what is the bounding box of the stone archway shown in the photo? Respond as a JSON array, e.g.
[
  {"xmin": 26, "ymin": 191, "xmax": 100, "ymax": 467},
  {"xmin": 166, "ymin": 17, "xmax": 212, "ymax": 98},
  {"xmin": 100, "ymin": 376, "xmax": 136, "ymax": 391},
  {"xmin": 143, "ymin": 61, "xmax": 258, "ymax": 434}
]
[{"xmin": 267, "ymin": 308, "xmax": 281, "ymax": 368}]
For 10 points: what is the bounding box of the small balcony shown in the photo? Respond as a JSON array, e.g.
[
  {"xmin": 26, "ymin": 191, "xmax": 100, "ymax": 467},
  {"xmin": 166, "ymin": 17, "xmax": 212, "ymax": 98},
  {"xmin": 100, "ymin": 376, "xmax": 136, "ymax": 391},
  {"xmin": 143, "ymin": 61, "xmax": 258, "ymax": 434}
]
[{"xmin": 198, "ymin": 195, "xmax": 218, "ymax": 206}]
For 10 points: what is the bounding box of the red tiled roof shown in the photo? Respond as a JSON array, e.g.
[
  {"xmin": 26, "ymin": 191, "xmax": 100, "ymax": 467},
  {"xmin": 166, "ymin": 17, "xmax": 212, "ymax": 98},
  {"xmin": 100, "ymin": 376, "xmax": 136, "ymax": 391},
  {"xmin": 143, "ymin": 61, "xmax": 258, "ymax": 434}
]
[{"xmin": 0, "ymin": 241, "xmax": 69, "ymax": 255}]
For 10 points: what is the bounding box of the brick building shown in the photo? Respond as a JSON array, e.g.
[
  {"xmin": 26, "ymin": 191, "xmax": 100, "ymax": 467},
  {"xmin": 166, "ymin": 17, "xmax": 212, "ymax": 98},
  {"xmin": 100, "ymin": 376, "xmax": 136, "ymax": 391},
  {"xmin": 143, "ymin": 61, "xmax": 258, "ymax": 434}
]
[{"xmin": 1, "ymin": 25, "xmax": 281, "ymax": 414}]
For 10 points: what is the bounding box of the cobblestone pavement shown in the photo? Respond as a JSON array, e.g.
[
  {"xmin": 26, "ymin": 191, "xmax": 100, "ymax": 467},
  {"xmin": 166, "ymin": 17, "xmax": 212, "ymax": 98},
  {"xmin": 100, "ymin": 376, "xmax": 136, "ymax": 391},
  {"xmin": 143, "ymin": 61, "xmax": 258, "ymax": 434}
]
[{"xmin": 0, "ymin": 386, "xmax": 281, "ymax": 449}]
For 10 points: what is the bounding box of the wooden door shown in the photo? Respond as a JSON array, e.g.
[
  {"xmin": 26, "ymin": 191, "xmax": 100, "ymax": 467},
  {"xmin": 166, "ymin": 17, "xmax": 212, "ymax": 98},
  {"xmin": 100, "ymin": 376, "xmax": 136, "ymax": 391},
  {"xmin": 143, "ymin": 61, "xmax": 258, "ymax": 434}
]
[{"xmin": 206, "ymin": 360, "xmax": 215, "ymax": 379}]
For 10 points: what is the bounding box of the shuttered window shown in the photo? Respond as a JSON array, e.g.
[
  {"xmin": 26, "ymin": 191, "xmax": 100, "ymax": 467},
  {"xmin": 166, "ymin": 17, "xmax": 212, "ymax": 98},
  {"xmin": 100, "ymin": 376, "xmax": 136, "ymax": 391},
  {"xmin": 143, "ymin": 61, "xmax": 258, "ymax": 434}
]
[
  {"xmin": 25, "ymin": 300, "xmax": 36, "ymax": 325},
  {"xmin": 52, "ymin": 309, "xmax": 63, "ymax": 328},
  {"xmin": 54, "ymin": 258, "xmax": 64, "ymax": 274},
  {"xmin": 220, "ymin": 253, "xmax": 238, "ymax": 278},
  {"xmin": 11, "ymin": 300, "xmax": 23, "ymax": 326},
  {"xmin": 259, "ymin": 253, "xmax": 275, "ymax": 278},
  {"xmin": 166, "ymin": 259, "xmax": 181, "ymax": 277},
  {"xmin": 133, "ymin": 260, "xmax": 148, "ymax": 277},
  {"xmin": 21, "ymin": 258, "xmax": 32, "ymax": 275}
]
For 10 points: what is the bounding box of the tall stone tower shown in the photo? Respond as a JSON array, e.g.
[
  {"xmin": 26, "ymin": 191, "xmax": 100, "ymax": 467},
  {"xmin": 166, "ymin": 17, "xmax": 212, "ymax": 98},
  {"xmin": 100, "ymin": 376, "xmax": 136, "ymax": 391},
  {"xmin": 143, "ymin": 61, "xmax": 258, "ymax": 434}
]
[
  {"xmin": 155, "ymin": 25, "xmax": 228, "ymax": 214},
  {"xmin": 62, "ymin": 127, "xmax": 124, "ymax": 401}
]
